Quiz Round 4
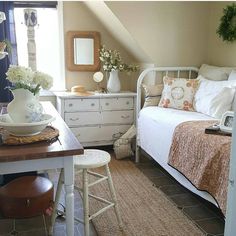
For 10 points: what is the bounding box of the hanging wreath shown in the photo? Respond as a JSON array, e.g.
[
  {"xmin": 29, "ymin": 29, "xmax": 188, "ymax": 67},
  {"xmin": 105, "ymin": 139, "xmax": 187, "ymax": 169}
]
[{"xmin": 217, "ymin": 4, "xmax": 236, "ymax": 42}]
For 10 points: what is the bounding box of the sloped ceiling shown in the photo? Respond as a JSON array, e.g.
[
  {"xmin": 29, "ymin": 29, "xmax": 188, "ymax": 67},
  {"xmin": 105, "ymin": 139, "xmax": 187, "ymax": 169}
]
[
  {"xmin": 85, "ymin": 1, "xmax": 211, "ymax": 67},
  {"xmin": 84, "ymin": 1, "xmax": 152, "ymax": 64}
]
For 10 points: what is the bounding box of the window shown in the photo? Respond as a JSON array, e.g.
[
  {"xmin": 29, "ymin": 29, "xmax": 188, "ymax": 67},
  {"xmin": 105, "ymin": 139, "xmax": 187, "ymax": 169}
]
[{"xmin": 13, "ymin": 2, "xmax": 65, "ymax": 92}]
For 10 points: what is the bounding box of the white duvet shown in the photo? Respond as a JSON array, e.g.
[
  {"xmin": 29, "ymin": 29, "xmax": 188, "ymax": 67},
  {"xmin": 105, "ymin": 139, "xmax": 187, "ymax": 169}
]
[{"xmin": 138, "ymin": 106, "xmax": 218, "ymax": 205}]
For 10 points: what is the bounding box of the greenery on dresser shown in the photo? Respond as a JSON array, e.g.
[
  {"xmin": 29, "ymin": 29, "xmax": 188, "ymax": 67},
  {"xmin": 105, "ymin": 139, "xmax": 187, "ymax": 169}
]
[
  {"xmin": 217, "ymin": 3, "xmax": 236, "ymax": 42},
  {"xmin": 99, "ymin": 45, "xmax": 139, "ymax": 73}
]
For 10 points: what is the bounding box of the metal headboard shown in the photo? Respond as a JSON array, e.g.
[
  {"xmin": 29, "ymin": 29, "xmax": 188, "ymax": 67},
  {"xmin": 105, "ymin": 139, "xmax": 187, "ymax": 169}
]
[{"xmin": 135, "ymin": 66, "xmax": 199, "ymax": 162}]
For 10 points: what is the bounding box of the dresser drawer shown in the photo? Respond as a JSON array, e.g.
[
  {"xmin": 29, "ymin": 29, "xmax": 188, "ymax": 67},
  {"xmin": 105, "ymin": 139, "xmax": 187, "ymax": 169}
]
[
  {"xmin": 65, "ymin": 98, "xmax": 99, "ymax": 112},
  {"xmin": 102, "ymin": 110, "xmax": 133, "ymax": 124},
  {"xmin": 71, "ymin": 125, "xmax": 131, "ymax": 143},
  {"xmin": 65, "ymin": 112, "xmax": 102, "ymax": 126},
  {"xmin": 100, "ymin": 97, "xmax": 133, "ymax": 110}
]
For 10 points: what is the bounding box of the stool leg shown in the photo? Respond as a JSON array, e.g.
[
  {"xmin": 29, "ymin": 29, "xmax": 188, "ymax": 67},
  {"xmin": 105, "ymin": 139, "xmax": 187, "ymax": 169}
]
[
  {"xmin": 49, "ymin": 169, "xmax": 64, "ymax": 236},
  {"xmin": 83, "ymin": 169, "xmax": 90, "ymax": 236},
  {"xmin": 105, "ymin": 164, "xmax": 123, "ymax": 229}
]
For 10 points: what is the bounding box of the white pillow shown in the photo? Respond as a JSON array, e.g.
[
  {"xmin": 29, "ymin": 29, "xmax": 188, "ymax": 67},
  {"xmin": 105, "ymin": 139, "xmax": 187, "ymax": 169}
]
[
  {"xmin": 199, "ymin": 64, "xmax": 234, "ymax": 81},
  {"xmin": 194, "ymin": 75, "xmax": 236, "ymax": 118},
  {"xmin": 228, "ymin": 70, "xmax": 236, "ymax": 111},
  {"xmin": 228, "ymin": 70, "xmax": 236, "ymax": 81}
]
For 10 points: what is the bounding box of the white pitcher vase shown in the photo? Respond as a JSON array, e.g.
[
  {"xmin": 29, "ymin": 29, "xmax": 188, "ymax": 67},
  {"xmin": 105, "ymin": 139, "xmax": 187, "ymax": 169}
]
[
  {"xmin": 7, "ymin": 88, "xmax": 43, "ymax": 123},
  {"xmin": 107, "ymin": 70, "xmax": 121, "ymax": 93}
]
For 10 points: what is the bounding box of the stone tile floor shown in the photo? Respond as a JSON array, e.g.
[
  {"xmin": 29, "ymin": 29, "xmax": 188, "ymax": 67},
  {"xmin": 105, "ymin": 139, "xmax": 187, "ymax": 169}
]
[
  {"xmin": 0, "ymin": 148, "xmax": 225, "ymax": 236},
  {"xmin": 135, "ymin": 150, "xmax": 225, "ymax": 236}
]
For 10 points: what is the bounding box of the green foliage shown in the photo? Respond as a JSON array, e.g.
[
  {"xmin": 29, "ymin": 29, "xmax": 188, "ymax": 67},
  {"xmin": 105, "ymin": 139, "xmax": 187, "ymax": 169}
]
[
  {"xmin": 216, "ymin": 4, "xmax": 236, "ymax": 42},
  {"xmin": 99, "ymin": 45, "xmax": 139, "ymax": 73},
  {"xmin": 11, "ymin": 83, "xmax": 41, "ymax": 96}
]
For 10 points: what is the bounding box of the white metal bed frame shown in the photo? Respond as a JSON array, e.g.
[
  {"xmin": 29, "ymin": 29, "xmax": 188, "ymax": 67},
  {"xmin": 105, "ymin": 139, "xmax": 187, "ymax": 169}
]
[
  {"xmin": 135, "ymin": 66, "xmax": 199, "ymax": 163},
  {"xmin": 135, "ymin": 66, "xmax": 236, "ymax": 235}
]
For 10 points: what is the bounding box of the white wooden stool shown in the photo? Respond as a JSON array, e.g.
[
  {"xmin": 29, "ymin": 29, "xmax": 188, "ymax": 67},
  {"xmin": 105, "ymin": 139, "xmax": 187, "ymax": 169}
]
[{"xmin": 50, "ymin": 149, "xmax": 122, "ymax": 236}]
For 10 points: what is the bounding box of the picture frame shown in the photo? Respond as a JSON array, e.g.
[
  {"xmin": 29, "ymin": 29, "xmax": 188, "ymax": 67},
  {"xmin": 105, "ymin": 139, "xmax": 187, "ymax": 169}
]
[{"xmin": 219, "ymin": 111, "xmax": 234, "ymax": 133}]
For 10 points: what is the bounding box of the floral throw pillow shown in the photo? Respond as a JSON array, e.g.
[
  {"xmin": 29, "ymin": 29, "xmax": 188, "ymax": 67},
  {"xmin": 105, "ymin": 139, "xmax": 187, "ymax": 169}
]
[{"xmin": 158, "ymin": 76, "xmax": 199, "ymax": 111}]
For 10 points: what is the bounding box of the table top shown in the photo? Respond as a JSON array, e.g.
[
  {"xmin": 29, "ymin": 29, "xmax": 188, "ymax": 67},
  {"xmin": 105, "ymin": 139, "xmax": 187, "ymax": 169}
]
[{"xmin": 0, "ymin": 102, "xmax": 84, "ymax": 163}]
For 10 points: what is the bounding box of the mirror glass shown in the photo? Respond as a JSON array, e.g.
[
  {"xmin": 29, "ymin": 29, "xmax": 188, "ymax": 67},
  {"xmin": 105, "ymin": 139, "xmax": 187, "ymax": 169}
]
[
  {"xmin": 67, "ymin": 31, "xmax": 100, "ymax": 71},
  {"xmin": 74, "ymin": 38, "xmax": 94, "ymax": 65}
]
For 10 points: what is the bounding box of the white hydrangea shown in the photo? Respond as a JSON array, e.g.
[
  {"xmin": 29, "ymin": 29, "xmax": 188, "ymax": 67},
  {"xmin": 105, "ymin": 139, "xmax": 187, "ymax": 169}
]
[
  {"xmin": 6, "ymin": 65, "xmax": 33, "ymax": 84},
  {"xmin": 5, "ymin": 65, "xmax": 53, "ymax": 95},
  {"xmin": 33, "ymin": 71, "xmax": 53, "ymax": 90}
]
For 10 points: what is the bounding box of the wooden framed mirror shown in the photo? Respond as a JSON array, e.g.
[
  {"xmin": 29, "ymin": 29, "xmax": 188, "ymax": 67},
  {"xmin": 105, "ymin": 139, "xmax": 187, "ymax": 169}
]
[{"xmin": 66, "ymin": 31, "xmax": 100, "ymax": 71}]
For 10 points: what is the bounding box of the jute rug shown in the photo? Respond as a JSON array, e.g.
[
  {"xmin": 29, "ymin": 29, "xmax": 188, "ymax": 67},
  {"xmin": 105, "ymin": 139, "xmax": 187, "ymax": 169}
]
[{"xmin": 77, "ymin": 157, "xmax": 204, "ymax": 236}]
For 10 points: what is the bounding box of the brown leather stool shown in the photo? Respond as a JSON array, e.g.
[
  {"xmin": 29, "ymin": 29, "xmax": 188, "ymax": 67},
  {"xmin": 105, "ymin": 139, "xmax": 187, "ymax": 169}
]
[{"xmin": 0, "ymin": 175, "xmax": 53, "ymax": 218}]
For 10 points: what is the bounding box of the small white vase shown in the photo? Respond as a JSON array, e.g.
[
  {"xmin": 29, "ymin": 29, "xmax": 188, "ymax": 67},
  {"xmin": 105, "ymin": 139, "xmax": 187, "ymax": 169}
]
[
  {"xmin": 107, "ymin": 70, "xmax": 121, "ymax": 93},
  {"xmin": 7, "ymin": 88, "xmax": 43, "ymax": 123}
]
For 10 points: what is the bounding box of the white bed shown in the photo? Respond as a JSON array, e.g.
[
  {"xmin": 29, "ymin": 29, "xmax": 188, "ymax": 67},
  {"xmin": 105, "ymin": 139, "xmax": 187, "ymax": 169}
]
[
  {"xmin": 136, "ymin": 67, "xmax": 219, "ymax": 207},
  {"xmin": 138, "ymin": 106, "xmax": 218, "ymax": 206}
]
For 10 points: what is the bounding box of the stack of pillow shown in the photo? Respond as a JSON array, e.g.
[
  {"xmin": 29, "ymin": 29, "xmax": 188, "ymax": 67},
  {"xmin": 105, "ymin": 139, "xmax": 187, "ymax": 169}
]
[{"xmin": 143, "ymin": 64, "xmax": 236, "ymax": 119}]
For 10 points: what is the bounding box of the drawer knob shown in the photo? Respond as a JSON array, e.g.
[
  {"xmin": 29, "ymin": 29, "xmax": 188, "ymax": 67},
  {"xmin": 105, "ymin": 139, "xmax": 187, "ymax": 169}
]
[
  {"xmin": 105, "ymin": 102, "xmax": 109, "ymax": 106},
  {"xmin": 126, "ymin": 101, "xmax": 130, "ymax": 105},
  {"xmin": 70, "ymin": 117, "xmax": 79, "ymax": 121},
  {"xmin": 26, "ymin": 199, "xmax": 30, "ymax": 207},
  {"xmin": 91, "ymin": 103, "xmax": 95, "ymax": 106},
  {"xmin": 69, "ymin": 103, "xmax": 73, "ymax": 107},
  {"xmin": 121, "ymin": 115, "xmax": 130, "ymax": 119}
]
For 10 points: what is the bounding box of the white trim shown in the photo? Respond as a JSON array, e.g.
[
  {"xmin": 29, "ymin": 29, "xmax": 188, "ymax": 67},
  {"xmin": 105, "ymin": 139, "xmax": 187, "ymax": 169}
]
[
  {"xmin": 57, "ymin": 1, "xmax": 66, "ymax": 91},
  {"xmin": 39, "ymin": 88, "xmax": 67, "ymax": 97},
  {"xmin": 39, "ymin": 90, "xmax": 55, "ymax": 97},
  {"xmin": 224, "ymin": 110, "xmax": 236, "ymax": 235}
]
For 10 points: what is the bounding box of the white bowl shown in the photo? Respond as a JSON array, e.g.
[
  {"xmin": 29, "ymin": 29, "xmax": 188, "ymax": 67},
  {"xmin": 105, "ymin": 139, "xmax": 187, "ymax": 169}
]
[{"xmin": 0, "ymin": 114, "xmax": 55, "ymax": 136}]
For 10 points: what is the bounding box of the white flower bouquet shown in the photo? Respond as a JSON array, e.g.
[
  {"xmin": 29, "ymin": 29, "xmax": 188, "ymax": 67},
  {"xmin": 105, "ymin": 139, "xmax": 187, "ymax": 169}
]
[
  {"xmin": 6, "ymin": 65, "xmax": 53, "ymax": 95},
  {"xmin": 99, "ymin": 45, "xmax": 139, "ymax": 73}
]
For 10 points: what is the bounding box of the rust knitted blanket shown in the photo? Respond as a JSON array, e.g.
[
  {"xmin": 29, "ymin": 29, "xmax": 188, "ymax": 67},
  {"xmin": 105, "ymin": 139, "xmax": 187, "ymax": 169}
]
[{"xmin": 168, "ymin": 120, "xmax": 231, "ymax": 215}]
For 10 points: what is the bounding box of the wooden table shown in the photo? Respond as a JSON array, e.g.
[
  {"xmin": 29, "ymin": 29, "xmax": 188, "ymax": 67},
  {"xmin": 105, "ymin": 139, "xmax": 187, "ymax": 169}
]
[{"xmin": 0, "ymin": 102, "xmax": 84, "ymax": 236}]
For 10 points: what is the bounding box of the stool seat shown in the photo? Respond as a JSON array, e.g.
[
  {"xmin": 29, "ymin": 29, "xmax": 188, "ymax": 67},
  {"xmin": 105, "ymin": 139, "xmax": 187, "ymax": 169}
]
[
  {"xmin": 74, "ymin": 149, "xmax": 111, "ymax": 169},
  {"xmin": 50, "ymin": 149, "xmax": 122, "ymax": 236}
]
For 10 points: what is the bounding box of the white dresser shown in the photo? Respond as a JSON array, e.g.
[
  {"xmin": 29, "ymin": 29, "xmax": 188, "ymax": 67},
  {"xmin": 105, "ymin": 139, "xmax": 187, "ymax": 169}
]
[{"xmin": 55, "ymin": 92, "xmax": 136, "ymax": 147}]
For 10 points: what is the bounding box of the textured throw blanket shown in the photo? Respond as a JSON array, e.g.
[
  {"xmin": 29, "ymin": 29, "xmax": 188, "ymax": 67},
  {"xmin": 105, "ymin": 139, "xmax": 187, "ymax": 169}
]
[{"xmin": 168, "ymin": 120, "xmax": 231, "ymax": 215}]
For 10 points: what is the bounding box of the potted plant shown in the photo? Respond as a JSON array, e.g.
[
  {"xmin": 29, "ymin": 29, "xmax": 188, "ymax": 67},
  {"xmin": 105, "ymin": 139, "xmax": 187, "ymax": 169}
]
[
  {"xmin": 99, "ymin": 45, "xmax": 139, "ymax": 93},
  {"xmin": 5, "ymin": 65, "xmax": 53, "ymax": 123}
]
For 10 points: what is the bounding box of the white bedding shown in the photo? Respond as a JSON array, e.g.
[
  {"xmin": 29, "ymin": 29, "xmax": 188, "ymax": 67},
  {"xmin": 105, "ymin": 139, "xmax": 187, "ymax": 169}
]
[{"xmin": 138, "ymin": 106, "xmax": 218, "ymax": 205}]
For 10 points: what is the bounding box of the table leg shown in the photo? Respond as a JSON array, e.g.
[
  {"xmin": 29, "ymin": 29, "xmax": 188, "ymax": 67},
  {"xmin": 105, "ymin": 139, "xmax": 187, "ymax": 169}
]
[
  {"xmin": 83, "ymin": 169, "xmax": 89, "ymax": 236},
  {"xmin": 49, "ymin": 169, "xmax": 64, "ymax": 235},
  {"xmin": 63, "ymin": 156, "xmax": 74, "ymax": 236}
]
